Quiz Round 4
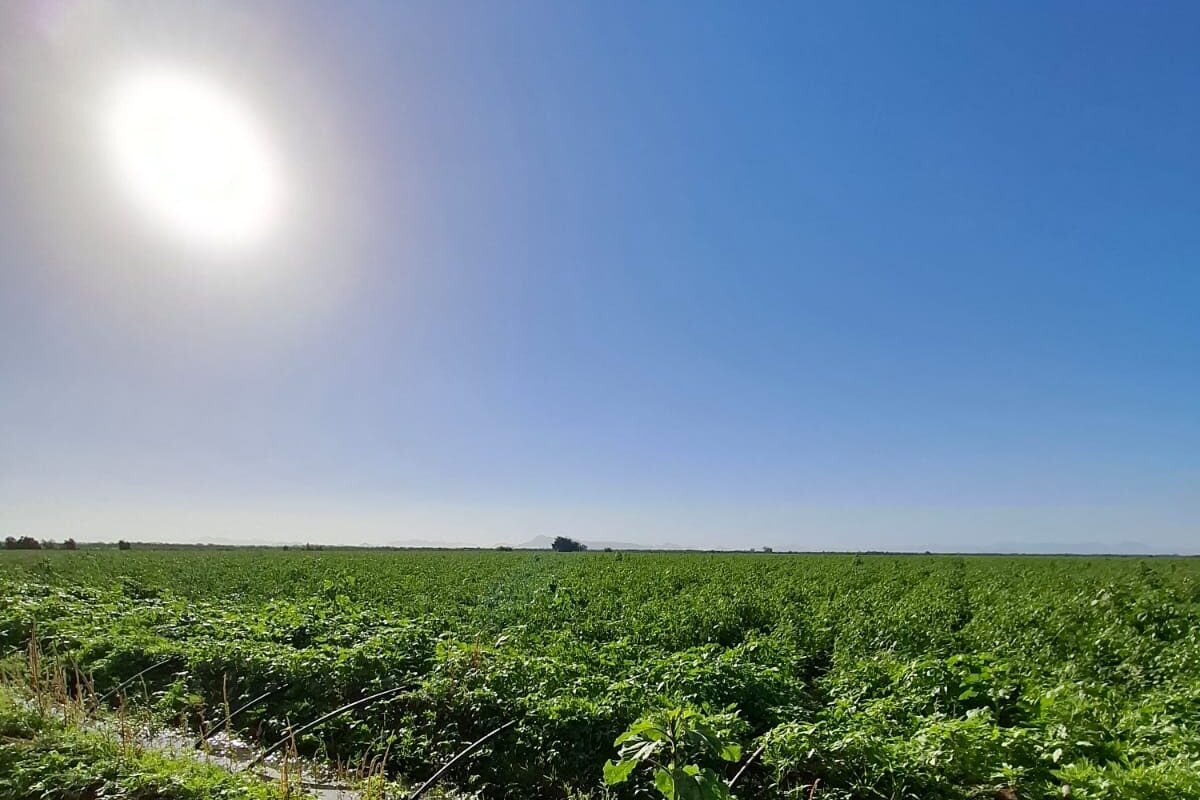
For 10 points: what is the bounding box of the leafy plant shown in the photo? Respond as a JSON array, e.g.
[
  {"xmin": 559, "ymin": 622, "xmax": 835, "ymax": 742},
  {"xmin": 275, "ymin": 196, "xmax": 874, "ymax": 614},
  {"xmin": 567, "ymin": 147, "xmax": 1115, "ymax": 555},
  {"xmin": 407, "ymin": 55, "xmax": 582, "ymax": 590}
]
[
  {"xmin": 2, "ymin": 550, "xmax": 1199, "ymax": 798},
  {"xmin": 604, "ymin": 707, "xmax": 742, "ymax": 800}
]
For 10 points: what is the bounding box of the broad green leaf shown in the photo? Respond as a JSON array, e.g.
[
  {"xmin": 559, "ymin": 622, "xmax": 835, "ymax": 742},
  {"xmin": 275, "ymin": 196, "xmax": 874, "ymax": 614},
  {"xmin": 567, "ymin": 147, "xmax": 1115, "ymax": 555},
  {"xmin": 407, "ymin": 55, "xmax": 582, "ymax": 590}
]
[
  {"xmin": 603, "ymin": 759, "xmax": 637, "ymax": 785},
  {"xmin": 654, "ymin": 767, "xmax": 676, "ymax": 800}
]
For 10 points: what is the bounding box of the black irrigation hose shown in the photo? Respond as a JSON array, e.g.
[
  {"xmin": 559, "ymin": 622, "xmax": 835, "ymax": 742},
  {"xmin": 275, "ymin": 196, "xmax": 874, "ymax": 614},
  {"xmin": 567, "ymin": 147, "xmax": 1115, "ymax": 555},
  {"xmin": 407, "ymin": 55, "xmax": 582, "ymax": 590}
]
[
  {"xmin": 728, "ymin": 743, "xmax": 766, "ymax": 788},
  {"xmin": 194, "ymin": 686, "xmax": 285, "ymax": 749},
  {"xmin": 239, "ymin": 686, "xmax": 407, "ymax": 772},
  {"xmin": 98, "ymin": 658, "xmax": 175, "ymax": 703},
  {"xmin": 408, "ymin": 719, "xmax": 517, "ymax": 800}
]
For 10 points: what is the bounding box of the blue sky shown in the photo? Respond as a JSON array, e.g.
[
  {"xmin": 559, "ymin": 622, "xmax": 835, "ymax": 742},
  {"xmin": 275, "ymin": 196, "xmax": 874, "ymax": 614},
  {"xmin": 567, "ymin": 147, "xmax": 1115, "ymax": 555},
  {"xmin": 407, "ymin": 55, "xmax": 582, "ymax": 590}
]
[{"xmin": 1, "ymin": 1, "xmax": 1197, "ymax": 550}]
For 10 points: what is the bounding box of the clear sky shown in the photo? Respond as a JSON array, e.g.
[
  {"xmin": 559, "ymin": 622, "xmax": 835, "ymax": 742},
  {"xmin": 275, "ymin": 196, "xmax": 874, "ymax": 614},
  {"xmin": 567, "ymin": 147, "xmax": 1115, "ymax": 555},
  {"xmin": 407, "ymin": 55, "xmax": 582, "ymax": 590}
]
[{"xmin": 1, "ymin": 1, "xmax": 1197, "ymax": 551}]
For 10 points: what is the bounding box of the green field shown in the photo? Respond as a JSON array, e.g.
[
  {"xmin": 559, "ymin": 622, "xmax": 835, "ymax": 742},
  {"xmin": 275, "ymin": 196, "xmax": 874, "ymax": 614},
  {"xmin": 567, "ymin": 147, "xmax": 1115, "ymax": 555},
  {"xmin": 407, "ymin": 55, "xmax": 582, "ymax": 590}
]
[{"xmin": 2, "ymin": 549, "xmax": 1198, "ymax": 799}]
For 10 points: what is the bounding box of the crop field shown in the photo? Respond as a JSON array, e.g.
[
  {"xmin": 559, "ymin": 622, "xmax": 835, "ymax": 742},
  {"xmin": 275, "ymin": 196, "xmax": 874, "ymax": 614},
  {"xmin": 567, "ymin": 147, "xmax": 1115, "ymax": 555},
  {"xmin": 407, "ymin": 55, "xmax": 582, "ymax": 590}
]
[{"xmin": 1, "ymin": 550, "xmax": 1198, "ymax": 799}]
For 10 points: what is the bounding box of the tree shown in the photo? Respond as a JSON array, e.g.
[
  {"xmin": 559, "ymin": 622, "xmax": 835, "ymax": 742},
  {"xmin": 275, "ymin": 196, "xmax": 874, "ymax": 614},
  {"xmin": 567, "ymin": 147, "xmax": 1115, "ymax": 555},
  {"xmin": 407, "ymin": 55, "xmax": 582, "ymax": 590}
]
[
  {"xmin": 5, "ymin": 536, "xmax": 42, "ymax": 550},
  {"xmin": 551, "ymin": 536, "xmax": 586, "ymax": 552},
  {"xmin": 63, "ymin": 538, "xmax": 78, "ymax": 551},
  {"xmin": 761, "ymin": 546, "xmax": 773, "ymax": 553},
  {"xmin": 117, "ymin": 540, "xmax": 132, "ymax": 551}
]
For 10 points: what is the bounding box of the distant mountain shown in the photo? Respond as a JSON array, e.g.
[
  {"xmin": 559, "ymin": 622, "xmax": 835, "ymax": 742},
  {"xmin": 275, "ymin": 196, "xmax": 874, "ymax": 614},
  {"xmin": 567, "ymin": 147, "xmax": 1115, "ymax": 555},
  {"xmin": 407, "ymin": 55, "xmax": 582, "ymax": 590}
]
[
  {"xmin": 975, "ymin": 541, "xmax": 1165, "ymax": 555},
  {"xmin": 509, "ymin": 535, "xmax": 685, "ymax": 551},
  {"xmin": 919, "ymin": 540, "xmax": 1170, "ymax": 556},
  {"xmin": 383, "ymin": 538, "xmax": 477, "ymax": 549}
]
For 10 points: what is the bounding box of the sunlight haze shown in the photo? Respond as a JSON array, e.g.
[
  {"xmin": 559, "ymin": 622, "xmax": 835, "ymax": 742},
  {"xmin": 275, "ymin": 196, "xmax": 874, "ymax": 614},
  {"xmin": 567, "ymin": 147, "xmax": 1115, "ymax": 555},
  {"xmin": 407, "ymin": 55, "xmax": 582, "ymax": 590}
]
[{"xmin": 1, "ymin": 1, "xmax": 1198, "ymax": 553}]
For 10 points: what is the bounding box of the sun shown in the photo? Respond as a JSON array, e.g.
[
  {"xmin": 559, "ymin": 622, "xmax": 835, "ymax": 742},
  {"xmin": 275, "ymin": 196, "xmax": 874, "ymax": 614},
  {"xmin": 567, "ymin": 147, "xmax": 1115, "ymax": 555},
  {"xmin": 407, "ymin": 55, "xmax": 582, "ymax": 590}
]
[{"xmin": 103, "ymin": 67, "xmax": 283, "ymax": 254}]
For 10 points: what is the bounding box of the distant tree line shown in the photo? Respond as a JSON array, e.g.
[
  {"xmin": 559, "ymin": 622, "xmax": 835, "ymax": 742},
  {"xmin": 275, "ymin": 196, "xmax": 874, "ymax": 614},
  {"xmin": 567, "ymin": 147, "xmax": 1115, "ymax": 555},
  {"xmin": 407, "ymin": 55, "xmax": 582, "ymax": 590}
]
[{"xmin": 4, "ymin": 536, "xmax": 77, "ymax": 550}]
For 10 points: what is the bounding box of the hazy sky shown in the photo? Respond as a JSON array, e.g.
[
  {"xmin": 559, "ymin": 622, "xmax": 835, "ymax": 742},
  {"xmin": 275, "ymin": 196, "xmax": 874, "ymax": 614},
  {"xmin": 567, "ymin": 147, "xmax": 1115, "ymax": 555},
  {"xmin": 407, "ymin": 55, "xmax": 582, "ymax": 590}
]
[{"xmin": 2, "ymin": 1, "xmax": 1198, "ymax": 551}]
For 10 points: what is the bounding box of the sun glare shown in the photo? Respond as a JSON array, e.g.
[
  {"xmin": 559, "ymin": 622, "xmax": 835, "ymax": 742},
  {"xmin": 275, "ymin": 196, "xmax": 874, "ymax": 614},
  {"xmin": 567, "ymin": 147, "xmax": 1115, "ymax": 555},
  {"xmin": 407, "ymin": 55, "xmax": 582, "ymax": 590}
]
[{"xmin": 103, "ymin": 68, "xmax": 283, "ymax": 254}]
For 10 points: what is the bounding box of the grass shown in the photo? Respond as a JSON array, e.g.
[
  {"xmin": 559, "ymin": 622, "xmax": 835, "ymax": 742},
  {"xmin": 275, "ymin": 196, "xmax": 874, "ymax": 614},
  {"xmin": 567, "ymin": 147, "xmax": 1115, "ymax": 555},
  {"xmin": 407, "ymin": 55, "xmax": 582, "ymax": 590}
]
[{"xmin": 0, "ymin": 684, "xmax": 309, "ymax": 800}]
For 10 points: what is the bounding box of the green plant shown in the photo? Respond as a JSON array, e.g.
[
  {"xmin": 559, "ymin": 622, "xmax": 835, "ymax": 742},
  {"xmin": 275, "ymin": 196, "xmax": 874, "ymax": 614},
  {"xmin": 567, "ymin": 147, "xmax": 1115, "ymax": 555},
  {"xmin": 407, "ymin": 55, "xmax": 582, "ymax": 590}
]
[
  {"xmin": 0, "ymin": 687, "xmax": 306, "ymax": 800},
  {"xmin": 604, "ymin": 707, "xmax": 742, "ymax": 800},
  {"xmin": 2, "ymin": 550, "xmax": 1198, "ymax": 799}
]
